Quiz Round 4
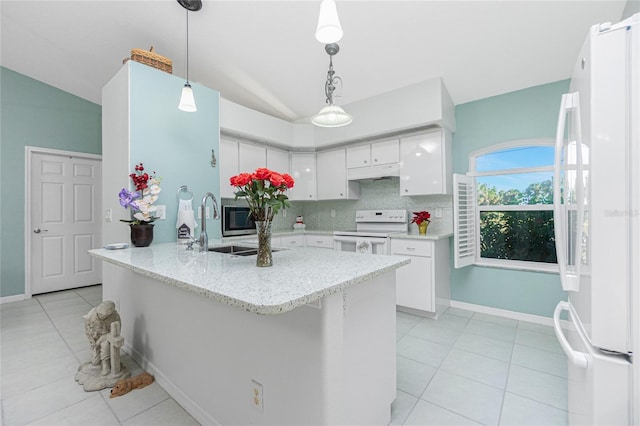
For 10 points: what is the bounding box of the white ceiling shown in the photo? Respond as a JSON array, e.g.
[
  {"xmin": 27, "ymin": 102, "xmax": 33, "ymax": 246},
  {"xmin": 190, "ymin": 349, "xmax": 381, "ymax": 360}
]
[{"xmin": 1, "ymin": 1, "xmax": 627, "ymax": 123}]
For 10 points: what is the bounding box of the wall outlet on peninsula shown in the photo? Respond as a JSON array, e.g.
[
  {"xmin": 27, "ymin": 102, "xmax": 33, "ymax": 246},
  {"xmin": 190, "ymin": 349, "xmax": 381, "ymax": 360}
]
[{"xmin": 251, "ymin": 379, "xmax": 263, "ymax": 412}]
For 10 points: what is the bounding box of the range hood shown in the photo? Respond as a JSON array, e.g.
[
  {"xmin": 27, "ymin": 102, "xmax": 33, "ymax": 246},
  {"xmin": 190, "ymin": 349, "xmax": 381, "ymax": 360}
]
[{"xmin": 347, "ymin": 163, "xmax": 400, "ymax": 181}]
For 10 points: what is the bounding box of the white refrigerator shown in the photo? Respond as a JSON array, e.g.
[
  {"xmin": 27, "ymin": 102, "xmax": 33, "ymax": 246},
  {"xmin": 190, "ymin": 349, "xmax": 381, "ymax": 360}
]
[{"xmin": 552, "ymin": 13, "xmax": 639, "ymax": 426}]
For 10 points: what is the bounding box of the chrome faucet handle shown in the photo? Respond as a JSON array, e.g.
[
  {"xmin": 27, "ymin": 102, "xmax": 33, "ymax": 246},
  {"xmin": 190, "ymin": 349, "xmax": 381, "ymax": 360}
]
[{"xmin": 185, "ymin": 235, "xmax": 198, "ymax": 251}]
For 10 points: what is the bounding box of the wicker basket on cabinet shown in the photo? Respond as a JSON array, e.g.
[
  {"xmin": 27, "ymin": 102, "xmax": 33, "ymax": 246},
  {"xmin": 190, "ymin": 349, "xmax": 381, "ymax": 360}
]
[{"xmin": 124, "ymin": 46, "xmax": 172, "ymax": 74}]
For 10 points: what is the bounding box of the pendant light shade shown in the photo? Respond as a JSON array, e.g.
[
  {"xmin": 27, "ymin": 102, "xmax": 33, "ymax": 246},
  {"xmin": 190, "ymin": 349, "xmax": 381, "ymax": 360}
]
[
  {"xmin": 179, "ymin": 83, "xmax": 197, "ymax": 112},
  {"xmin": 312, "ymin": 104, "xmax": 352, "ymax": 127},
  {"xmin": 177, "ymin": 0, "xmax": 201, "ymax": 112},
  {"xmin": 315, "ymin": 0, "xmax": 343, "ymax": 44}
]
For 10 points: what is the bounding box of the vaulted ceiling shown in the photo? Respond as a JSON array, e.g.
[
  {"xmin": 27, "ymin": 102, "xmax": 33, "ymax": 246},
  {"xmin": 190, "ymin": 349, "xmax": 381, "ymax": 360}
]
[{"xmin": 1, "ymin": 1, "xmax": 627, "ymax": 123}]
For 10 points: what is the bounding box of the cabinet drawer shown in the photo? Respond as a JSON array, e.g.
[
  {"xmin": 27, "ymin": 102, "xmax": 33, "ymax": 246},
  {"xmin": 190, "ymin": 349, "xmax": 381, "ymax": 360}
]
[
  {"xmin": 279, "ymin": 235, "xmax": 305, "ymax": 247},
  {"xmin": 391, "ymin": 239, "xmax": 433, "ymax": 257},
  {"xmin": 305, "ymin": 234, "xmax": 334, "ymax": 249}
]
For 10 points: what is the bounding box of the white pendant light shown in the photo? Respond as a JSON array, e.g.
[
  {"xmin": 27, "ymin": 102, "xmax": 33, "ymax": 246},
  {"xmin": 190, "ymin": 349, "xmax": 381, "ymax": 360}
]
[
  {"xmin": 312, "ymin": 43, "xmax": 352, "ymax": 128},
  {"xmin": 177, "ymin": 0, "xmax": 202, "ymax": 112},
  {"xmin": 179, "ymin": 83, "xmax": 197, "ymax": 112},
  {"xmin": 315, "ymin": 0, "xmax": 343, "ymax": 44},
  {"xmin": 312, "ymin": 105, "xmax": 352, "ymax": 127}
]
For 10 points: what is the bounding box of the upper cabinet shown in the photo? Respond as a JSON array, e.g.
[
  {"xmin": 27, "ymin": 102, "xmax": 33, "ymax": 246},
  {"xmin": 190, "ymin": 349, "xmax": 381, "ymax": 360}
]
[
  {"xmin": 399, "ymin": 129, "xmax": 452, "ymax": 196},
  {"xmin": 220, "ymin": 138, "xmax": 239, "ymax": 199},
  {"xmin": 289, "ymin": 152, "xmax": 316, "ymax": 200},
  {"xmin": 346, "ymin": 139, "xmax": 399, "ymax": 169},
  {"xmin": 266, "ymin": 148, "xmax": 290, "ymax": 175},
  {"xmin": 317, "ymin": 149, "xmax": 360, "ymax": 200},
  {"xmin": 238, "ymin": 143, "xmax": 266, "ymax": 173},
  {"xmin": 346, "ymin": 139, "xmax": 401, "ymax": 180}
]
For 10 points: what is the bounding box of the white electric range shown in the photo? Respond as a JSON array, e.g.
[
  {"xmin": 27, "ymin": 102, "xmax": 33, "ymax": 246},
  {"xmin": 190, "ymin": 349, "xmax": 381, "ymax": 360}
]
[{"xmin": 333, "ymin": 210, "xmax": 408, "ymax": 255}]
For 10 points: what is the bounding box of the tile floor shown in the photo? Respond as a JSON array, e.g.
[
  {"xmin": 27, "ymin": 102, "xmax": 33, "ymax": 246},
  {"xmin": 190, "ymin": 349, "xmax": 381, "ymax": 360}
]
[{"xmin": 1, "ymin": 285, "xmax": 568, "ymax": 425}]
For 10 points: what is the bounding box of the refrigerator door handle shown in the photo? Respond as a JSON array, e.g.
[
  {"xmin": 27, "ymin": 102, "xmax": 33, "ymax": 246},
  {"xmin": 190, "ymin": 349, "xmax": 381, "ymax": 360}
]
[
  {"xmin": 553, "ymin": 301, "xmax": 589, "ymax": 368},
  {"xmin": 553, "ymin": 92, "xmax": 580, "ymax": 292}
]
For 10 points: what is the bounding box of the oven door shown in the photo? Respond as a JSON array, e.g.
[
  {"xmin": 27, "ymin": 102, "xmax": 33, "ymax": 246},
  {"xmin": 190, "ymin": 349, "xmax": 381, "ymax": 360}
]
[{"xmin": 333, "ymin": 235, "xmax": 389, "ymax": 255}]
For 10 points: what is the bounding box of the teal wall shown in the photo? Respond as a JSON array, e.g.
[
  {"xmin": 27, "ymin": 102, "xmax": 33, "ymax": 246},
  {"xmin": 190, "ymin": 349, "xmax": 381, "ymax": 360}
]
[
  {"xmin": 129, "ymin": 62, "xmax": 220, "ymax": 243},
  {"xmin": 0, "ymin": 67, "xmax": 102, "ymax": 298},
  {"xmin": 450, "ymin": 80, "xmax": 570, "ymax": 317}
]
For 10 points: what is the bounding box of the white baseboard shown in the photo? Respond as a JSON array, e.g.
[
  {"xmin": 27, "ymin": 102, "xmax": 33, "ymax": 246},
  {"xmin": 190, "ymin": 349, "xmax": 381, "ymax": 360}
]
[
  {"xmin": 0, "ymin": 293, "xmax": 29, "ymax": 304},
  {"xmin": 123, "ymin": 343, "xmax": 220, "ymax": 426},
  {"xmin": 449, "ymin": 300, "xmax": 568, "ymax": 329}
]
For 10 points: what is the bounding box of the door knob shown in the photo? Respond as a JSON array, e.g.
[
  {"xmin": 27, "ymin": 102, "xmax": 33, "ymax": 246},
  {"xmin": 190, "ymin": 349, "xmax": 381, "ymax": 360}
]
[{"xmin": 33, "ymin": 228, "xmax": 48, "ymax": 234}]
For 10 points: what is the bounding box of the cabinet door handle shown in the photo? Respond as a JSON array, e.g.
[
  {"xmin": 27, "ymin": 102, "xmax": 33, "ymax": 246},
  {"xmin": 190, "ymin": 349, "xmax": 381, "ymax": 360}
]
[
  {"xmin": 404, "ymin": 189, "xmax": 408, "ymax": 193},
  {"xmin": 406, "ymin": 247, "xmax": 416, "ymax": 251},
  {"xmin": 364, "ymin": 160, "xmax": 368, "ymax": 164},
  {"xmin": 374, "ymin": 158, "xmax": 378, "ymax": 162}
]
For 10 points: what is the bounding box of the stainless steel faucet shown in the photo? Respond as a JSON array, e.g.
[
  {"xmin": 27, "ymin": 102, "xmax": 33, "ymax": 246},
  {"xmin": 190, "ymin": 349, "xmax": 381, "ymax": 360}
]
[{"xmin": 198, "ymin": 192, "xmax": 220, "ymax": 252}]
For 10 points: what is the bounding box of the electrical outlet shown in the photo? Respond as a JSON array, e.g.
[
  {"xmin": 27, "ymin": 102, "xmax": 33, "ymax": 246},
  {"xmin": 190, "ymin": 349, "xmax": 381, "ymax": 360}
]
[
  {"xmin": 105, "ymin": 208, "xmax": 112, "ymax": 223},
  {"xmin": 197, "ymin": 207, "xmax": 210, "ymax": 219},
  {"xmin": 155, "ymin": 205, "xmax": 166, "ymax": 220},
  {"xmin": 251, "ymin": 379, "xmax": 263, "ymax": 412},
  {"xmin": 282, "ymin": 209, "xmax": 287, "ymax": 217},
  {"xmin": 330, "ymin": 209, "xmax": 336, "ymax": 218},
  {"xmin": 435, "ymin": 207, "xmax": 443, "ymax": 218}
]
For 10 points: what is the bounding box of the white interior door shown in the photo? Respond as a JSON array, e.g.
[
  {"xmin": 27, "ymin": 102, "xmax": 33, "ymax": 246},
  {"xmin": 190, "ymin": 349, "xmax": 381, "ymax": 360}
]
[{"xmin": 29, "ymin": 150, "xmax": 102, "ymax": 294}]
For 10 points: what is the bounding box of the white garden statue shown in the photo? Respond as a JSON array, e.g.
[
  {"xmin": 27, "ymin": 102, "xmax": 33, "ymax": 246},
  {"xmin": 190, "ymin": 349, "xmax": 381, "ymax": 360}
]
[{"xmin": 75, "ymin": 301, "xmax": 130, "ymax": 391}]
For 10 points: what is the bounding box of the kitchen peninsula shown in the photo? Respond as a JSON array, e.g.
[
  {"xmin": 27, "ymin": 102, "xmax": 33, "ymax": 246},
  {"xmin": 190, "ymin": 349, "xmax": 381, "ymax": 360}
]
[{"xmin": 90, "ymin": 243, "xmax": 409, "ymax": 425}]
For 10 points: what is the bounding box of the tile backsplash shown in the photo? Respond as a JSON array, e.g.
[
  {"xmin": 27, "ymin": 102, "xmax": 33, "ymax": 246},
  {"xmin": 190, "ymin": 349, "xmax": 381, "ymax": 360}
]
[{"xmin": 222, "ymin": 178, "xmax": 453, "ymax": 235}]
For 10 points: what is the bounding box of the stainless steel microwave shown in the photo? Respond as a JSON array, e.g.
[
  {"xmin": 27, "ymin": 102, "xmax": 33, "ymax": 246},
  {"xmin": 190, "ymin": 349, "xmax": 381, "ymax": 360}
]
[{"xmin": 221, "ymin": 205, "xmax": 257, "ymax": 237}]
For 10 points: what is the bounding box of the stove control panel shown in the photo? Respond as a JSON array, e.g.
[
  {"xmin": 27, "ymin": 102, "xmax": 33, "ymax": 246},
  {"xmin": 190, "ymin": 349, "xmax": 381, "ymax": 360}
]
[{"xmin": 355, "ymin": 210, "xmax": 407, "ymax": 223}]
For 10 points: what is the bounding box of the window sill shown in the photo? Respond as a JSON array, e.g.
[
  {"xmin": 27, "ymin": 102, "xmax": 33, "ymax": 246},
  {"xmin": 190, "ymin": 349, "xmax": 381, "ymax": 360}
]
[{"xmin": 474, "ymin": 259, "xmax": 559, "ymax": 274}]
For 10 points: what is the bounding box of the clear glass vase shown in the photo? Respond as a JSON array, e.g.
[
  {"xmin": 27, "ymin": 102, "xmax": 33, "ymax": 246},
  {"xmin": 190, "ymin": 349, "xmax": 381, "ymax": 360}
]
[{"xmin": 255, "ymin": 221, "xmax": 273, "ymax": 267}]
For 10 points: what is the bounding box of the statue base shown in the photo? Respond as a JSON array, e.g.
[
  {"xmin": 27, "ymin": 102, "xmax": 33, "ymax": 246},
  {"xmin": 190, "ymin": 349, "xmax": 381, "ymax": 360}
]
[{"xmin": 75, "ymin": 362, "xmax": 131, "ymax": 392}]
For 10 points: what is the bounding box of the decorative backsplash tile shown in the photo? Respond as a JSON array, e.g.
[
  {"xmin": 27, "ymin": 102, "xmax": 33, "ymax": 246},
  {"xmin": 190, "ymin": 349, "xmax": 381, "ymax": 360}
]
[{"xmin": 222, "ymin": 178, "xmax": 453, "ymax": 235}]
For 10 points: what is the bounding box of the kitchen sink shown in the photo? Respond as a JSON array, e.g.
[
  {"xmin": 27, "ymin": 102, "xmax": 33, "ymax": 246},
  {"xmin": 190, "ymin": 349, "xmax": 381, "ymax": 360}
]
[
  {"xmin": 208, "ymin": 245, "xmax": 257, "ymax": 255},
  {"xmin": 208, "ymin": 245, "xmax": 281, "ymax": 257}
]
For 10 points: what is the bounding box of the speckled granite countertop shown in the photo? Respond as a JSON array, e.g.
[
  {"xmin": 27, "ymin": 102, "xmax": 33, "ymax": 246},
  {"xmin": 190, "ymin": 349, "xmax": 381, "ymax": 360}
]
[{"xmin": 90, "ymin": 243, "xmax": 409, "ymax": 315}]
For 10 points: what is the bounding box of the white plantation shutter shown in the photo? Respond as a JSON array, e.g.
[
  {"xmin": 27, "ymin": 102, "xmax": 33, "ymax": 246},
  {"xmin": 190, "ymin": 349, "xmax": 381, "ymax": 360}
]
[{"xmin": 453, "ymin": 173, "xmax": 476, "ymax": 268}]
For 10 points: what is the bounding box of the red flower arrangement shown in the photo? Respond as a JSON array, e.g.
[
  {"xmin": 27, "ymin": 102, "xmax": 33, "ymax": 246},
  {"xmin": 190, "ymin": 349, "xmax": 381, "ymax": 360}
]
[
  {"xmin": 230, "ymin": 168, "xmax": 295, "ymax": 222},
  {"xmin": 411, "ymin": 211, "xmax": 431, "ymax": 225}
]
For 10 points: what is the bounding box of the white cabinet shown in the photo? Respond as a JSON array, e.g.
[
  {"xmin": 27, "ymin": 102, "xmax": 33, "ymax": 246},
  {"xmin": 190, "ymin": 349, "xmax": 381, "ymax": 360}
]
[
  {"xmin": 304, "ymin": 234, "xmax": 334, "ymax": 249},
  {"xmin": 276, "ymin": 234, "xmax": 305, "ymax": 248},
  {"xmin": 391, "ymin": 237, "xmax": 450, "ymax": 316},
  {"xmin": 316, "ymin": 149, "xmax": 360, "ymax": 200},
  {"xmin": 346, "ymin": 139, "xmax": 400, "ymax": 180},
  {"xmin": 289, "ymin": 152, "xmax": 316, "ymax": 200},
  {"xmin": 220, "ymin": 138, "xmax": 239, "ymax": 199},
  {"xmin": 371, "ymin": 139, "xmax": 400, "ymax": 165},
  {"xmin": 399, "ymin": 129, "xmax": 452, "ymax": 196},
  {"xmin": 346, "ymin": 139, "xmax": 399, "ymax": 169},
  {"xmin": 267, "ymin": 148, "xmax": 290, "ymax": 174},
  {"xmin": 346, "ymin": 144, "xmax": 371, "ymax": 168},
  {"xmin": 238, "ymin": 142, "xmax": 266, "ymax": 173}
]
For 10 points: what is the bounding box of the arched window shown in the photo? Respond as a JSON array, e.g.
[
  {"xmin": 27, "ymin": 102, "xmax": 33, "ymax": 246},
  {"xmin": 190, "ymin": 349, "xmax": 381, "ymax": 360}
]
[{"xmin": 454, "ymin": 139, "xmax": 558, "ymax": 272}]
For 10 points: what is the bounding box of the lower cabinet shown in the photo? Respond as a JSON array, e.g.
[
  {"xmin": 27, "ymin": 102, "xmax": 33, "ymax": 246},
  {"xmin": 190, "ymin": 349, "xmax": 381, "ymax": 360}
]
[
  {"xmin": 304, "ymin": 234, "xmax": 334, "ymax": 249},
  {"xmin": 391, "ymin": 237, "xmax": 450, "ymax": 317},
  {"xmin": 276, "ymin": 234, "xmax": 305, "ymax": 247}
]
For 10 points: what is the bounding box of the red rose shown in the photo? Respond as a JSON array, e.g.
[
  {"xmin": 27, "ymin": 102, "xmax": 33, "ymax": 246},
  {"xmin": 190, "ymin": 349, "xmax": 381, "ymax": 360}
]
[
  {"xmin": 231, "ymin": 173, "xmax": 252, "ymax": 187},
  {"xmin": 269, "ymin": 172, "xmax": 285, "ymax": 187},
  {"xmin": 253, "ymin": 168, "xmax": 272, "ymax": 181},
  {"xmin": 282, "ymin": 173, "xmax": 295, "ymax": 189}
]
